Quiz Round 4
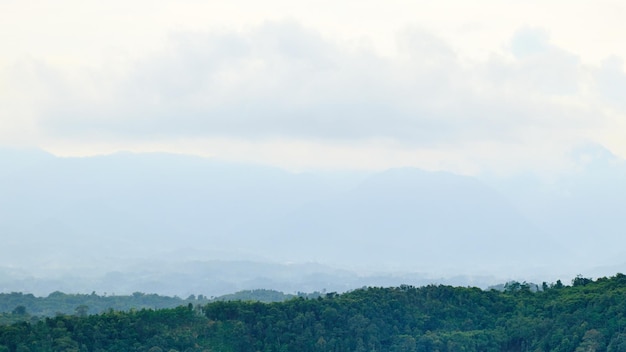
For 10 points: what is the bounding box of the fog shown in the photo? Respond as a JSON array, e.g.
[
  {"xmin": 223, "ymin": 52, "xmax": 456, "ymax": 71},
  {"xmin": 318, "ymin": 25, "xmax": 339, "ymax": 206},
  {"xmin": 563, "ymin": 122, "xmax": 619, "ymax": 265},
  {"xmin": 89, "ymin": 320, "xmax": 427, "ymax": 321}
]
[{"xmin": 1, "ymin": 147, "xmax": 624, "ymax": 296}]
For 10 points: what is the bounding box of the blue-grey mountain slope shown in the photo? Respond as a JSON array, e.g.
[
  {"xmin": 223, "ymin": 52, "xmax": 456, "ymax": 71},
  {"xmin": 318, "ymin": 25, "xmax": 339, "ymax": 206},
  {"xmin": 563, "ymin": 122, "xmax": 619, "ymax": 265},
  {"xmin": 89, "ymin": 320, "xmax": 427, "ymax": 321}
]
[
  {"xmin": 484, "ymin": 143, "xmax": 626, "ymax": 268},
  {"xmin": 1, "ymin": 147, "xmax": 625, "ymax": 295},
  {"xmin": 255, "ymin": 167, "xmax": 556, "ymax": 275}
]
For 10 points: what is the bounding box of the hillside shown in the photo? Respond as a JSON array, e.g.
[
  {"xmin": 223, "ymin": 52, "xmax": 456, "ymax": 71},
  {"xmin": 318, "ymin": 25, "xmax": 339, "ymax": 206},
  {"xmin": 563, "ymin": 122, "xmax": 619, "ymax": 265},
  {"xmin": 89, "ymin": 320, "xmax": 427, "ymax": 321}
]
[
  {"xmin": 1, "ymin": 274, "xmax": 626, "ymax": 351},
  {"xmin": 7, "ymin": 148, "xmax": 623, "ymax": 298},
  {"xmin": 0, "ymin": 289, "xmax": 308, "ymax": 325}
]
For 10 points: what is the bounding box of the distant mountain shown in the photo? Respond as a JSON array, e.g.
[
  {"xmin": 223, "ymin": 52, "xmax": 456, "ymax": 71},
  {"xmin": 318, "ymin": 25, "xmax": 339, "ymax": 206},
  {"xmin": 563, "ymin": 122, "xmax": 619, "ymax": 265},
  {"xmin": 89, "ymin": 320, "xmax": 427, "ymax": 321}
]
[
  {"xmin": 0, "ymin": 258, "xmax": 500, "ymax": 298},
  {"xmin": 1, "ymin": 147, "xmax": 625, "ymax": 296},
  {"xmin": 0, "ymin": 149, "xmax": 344, "ymax": 271},
  {"xmin": 256, "ymin": 167, "xmax": 555, "ymax": 274},
  {"xmin": 483, "ymin": 143, "xmax": 626, "ymax": 265}
]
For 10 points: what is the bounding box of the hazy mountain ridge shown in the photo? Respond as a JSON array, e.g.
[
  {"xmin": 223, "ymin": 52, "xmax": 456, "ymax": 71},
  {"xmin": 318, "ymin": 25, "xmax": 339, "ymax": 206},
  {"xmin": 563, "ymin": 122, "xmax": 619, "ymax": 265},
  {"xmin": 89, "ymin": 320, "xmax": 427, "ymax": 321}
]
[
  {"xmin": 257, "ymin": 167, "xmax": 555, "ymax": 273},
  {"xmin": 0, "ymin": 259, "xmax": 498, "ymax": 298},
  {"xmin": 485, "ymin": 143, "xmax": 626, "ymax": 262},
  {"xmin": 1, "ymin": 147, "xmax": 625, "ymax": 295}
]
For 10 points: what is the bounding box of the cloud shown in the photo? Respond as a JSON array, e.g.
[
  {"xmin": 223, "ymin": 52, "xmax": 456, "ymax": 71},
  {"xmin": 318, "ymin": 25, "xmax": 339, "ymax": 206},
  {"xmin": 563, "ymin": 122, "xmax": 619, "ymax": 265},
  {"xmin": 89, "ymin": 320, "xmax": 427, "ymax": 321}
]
[
  {"xmin": 1, "ymin": 19, "xmax": 623, "ymax": 173},
  {"xmin": 38, "ymin": 23, "xmax": 596, "ymax": 142},
  {"xmin": 510, "ymin": 27, "xmax": 551, "ymax": 59},
  {"xmin": 595, "ymin": 56, "xmax": 626, "ymax": 110},
  {"xmin": 0, "ymin": 58, "xmax": 67, "ymax": 146},
  {"xmin": 502, "ymin": 27, "xmax": 582, "ymax": 97}
]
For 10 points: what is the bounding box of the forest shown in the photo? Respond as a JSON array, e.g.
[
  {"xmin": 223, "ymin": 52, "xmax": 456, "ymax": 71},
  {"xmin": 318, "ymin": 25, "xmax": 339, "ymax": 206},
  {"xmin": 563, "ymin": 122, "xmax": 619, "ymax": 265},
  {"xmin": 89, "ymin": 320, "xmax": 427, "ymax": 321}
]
[
  {"xmin": 1, "ymin": 274, "xmax": 626, "ymax": 351},
  {"xmin": 0, "ymin": 289, "xmax": 313, "ymax": 325}
]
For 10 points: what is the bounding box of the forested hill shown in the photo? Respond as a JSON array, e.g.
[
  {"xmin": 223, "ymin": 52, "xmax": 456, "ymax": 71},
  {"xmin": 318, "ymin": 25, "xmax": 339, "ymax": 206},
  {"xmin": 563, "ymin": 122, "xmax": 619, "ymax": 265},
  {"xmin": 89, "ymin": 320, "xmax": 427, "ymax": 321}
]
[
  {"xmin": 0, "ymin": 291, "xmax": 209, "ymax": 324},
  {"xmin": 1, "ymin": 274, "xmax": 626, "ymax": 351},
  {"xmin": 0, "ymin": 289, "xmax": 307, "ymax": 324}
]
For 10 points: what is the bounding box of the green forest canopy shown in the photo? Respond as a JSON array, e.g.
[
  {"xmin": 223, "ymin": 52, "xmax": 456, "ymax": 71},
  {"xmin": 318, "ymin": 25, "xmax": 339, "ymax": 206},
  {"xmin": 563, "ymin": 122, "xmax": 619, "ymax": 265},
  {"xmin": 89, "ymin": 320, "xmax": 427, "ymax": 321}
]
[
  {"xmin": 1, "ymin": 274, "xmax": 626, "ymax": 351},
  {"xmin": 0, "ymin": 288, "xmax": 316, "ymax": 324}
]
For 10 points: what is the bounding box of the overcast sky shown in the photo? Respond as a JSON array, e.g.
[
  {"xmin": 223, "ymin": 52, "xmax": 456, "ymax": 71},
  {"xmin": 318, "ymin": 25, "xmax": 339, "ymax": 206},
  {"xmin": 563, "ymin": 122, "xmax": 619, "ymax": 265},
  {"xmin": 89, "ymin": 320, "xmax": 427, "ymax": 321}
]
[{"xmin": 1, "ymin": 0, "xmax": 625, "ymax": 174}]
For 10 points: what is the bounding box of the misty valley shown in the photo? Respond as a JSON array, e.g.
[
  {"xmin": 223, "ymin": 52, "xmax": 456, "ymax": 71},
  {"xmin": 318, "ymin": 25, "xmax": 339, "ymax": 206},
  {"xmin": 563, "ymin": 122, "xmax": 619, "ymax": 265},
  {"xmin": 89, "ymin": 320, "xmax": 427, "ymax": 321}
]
[{"xmin": 2, "ymin": 148, "xmax": 626, "ymax": 295}]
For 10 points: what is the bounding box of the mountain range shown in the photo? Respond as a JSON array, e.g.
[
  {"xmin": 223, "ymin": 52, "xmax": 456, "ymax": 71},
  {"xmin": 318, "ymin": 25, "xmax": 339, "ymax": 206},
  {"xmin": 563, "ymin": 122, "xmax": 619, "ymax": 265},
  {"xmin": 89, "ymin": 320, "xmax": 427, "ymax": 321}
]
[{"xmin": 1, "ymin": 146, "xmax": 625, "ymax": 296}]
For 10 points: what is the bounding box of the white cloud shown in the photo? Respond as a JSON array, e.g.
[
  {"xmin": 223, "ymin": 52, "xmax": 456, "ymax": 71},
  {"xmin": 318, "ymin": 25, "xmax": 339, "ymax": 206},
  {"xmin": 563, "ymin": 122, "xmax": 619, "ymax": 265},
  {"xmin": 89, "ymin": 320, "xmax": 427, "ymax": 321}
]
[
  {"xmin": 595, "ymin": 57, "xmax": 626, "ymax": 110},
  {"xmin": 2, "ymin": 1, "xmax": 626, "ymax": 173},
  {"xmin": 37, "ymin": 23, "xmax": 598, "ymax": 144}
]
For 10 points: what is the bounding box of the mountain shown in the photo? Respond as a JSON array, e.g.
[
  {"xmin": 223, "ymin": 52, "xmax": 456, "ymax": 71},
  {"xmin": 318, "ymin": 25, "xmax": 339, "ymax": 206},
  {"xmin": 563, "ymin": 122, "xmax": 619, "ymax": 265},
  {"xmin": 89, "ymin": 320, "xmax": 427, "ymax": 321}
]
[
  {"xmin": 483, "ymin": 143, "xmax": 626, "ymax": 266},
  {"xmin": 0, "ymin": 150, "xmax": 341, "ymax": 270},
  {"xmin": 1, "ymin": 147, "xmax": 625, "ymax": 295},
  {"xmin": 255, "ymin": 167, "xmax": 555, "ymax": 275}
]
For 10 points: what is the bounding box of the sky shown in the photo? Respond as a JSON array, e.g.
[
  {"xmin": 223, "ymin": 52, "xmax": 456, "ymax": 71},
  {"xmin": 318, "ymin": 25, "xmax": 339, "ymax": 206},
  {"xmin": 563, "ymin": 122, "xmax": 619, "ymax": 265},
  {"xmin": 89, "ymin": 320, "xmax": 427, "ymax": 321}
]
[{"xmin": 1, "ymin": 0, "xmax": 626, "ymax": 175}]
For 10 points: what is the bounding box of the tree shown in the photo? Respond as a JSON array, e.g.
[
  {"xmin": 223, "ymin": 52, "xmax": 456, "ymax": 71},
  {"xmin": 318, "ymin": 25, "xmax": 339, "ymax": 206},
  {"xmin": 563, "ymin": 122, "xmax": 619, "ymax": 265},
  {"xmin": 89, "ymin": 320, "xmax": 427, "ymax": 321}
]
[
  {"xmin": 575, "ymin": 329, "xmax": 605, "ymax": 352},
  {"xmin": 573, "ymin": 275, "xmax": 593, "ymax": 287},
  {"xmin": 608, "ymin": 333, "xmax": 626, "ymax": 352},
  {"xmin": 12, "ymin": 306, "xmax": 27, "ymax": 316},
  {"xmin": 75, "ymin": 305, "xmax": 89, "ymax": 317}
]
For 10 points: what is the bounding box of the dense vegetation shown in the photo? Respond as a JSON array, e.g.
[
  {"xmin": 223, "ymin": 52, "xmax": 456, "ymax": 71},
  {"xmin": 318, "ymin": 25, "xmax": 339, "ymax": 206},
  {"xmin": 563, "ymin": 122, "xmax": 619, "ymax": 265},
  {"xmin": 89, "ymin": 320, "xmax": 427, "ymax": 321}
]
[
  {"xmin": 1, "ymin": 274, "xmax": 626, "ymax": 351},
  {"xmin": 0, "ymin": 292, "xmax": 210, "ymax": 326},
  {"xmin": 0, "ymin": 289, "xmax": 310, "ymax": 325}
]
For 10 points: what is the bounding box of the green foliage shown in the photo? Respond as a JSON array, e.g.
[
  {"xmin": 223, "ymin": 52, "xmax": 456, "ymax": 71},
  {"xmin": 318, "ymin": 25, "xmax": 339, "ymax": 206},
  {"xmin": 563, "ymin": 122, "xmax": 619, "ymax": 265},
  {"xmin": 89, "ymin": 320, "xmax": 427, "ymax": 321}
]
[
  {"xmin": 0, "ymin": 289, "xmax": 315, "ymax": 325},
  {"xmin": 0, "ymin": 291, "xmax": 211, "ymax": 320},
  {"xmin": 0, "ymin": 274, "xmax": 625, "ymax": 351},
  {"xmin": 211, "ymin": 289, "xmax": 321, "ymax": 303}
]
